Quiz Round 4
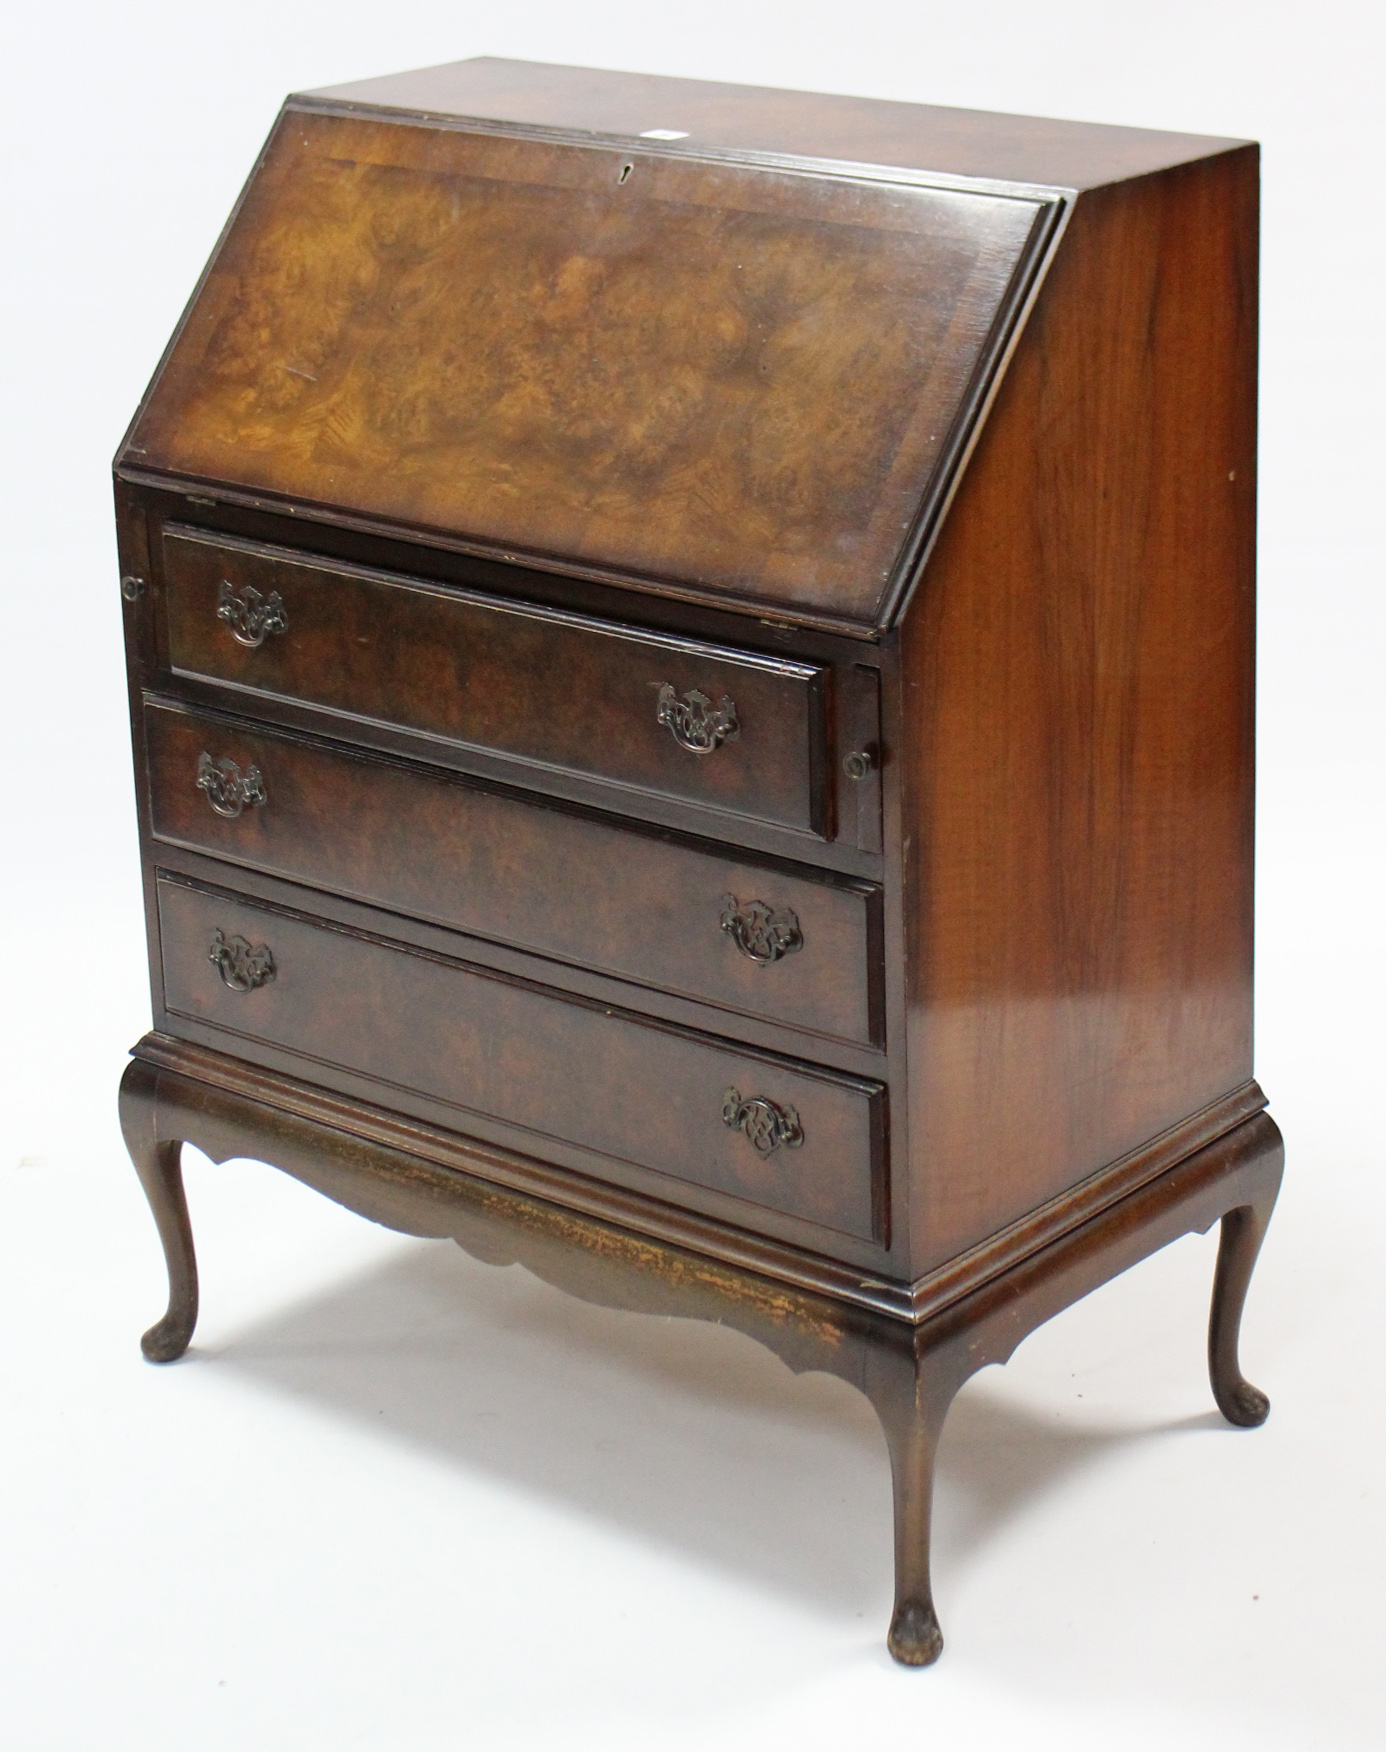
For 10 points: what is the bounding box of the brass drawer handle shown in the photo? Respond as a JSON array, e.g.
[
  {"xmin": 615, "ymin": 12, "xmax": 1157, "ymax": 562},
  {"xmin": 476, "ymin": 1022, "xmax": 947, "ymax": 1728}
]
[
  {"xmin": 656, "ymin": 684, "xmax": 739, "ymax": 755},
  {"xmin": 208, "ymin": 928, "xmax": 275, "ymax": 992},
  {"xmin": 722, "ymin": 1088, "xmax": 803, "ymax": 1156},
  {"xmin": 196, "ymin": 752, "xmax": 267, "ymax": 818},
  {"xmin": 719, "ymin": 894, "xmax": 803, "ymax": 964},
  {"xmin": 217, "ymin": 579, "xmax": 287, "ymax": 648}
]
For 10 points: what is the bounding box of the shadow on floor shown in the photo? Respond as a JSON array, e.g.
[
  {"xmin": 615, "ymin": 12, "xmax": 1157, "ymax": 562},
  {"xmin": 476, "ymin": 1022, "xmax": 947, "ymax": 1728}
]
[{"xmin": 204, "ymin": 1234, "xmax": 1207, "ymax": 1619}]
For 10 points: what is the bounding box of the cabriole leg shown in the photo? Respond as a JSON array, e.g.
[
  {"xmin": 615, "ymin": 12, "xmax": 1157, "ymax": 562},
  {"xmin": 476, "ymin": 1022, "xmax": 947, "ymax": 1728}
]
[
  {"xmin": 865, "ymin": 1345, "xmax": 961, "ymax": 1667},
  {"xmin": 1208, "ymin": 1194, "xmax": 1275, "ymax": 1427},
  {"xmin": 119, "ymin": 1058, "xmax": 199, "ymax": 1363}
]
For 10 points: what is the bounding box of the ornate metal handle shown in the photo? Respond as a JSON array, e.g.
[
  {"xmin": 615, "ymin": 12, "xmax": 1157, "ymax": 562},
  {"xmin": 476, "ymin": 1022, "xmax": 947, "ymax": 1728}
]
[
  {"xmin": 217, "ymin": 579, "xmax": 287, "ymax": 648},
  {"xmin": 196, "ymin": 752, "xmax": 267, "ymax": 819},
  {"xmin": 722, "ymin": 1088, "xmax": 803, "ymax": 1156},
  {"xmin": 208, "ymin": 928, "xmax": 275, "ymax": 992},
  {"xmin": 719, "ymin": 894, "xmax": 803, "ymax": 964},
  {"xmin": 656, "ymin": 684, "xmax": 739, "ymax": 755}
]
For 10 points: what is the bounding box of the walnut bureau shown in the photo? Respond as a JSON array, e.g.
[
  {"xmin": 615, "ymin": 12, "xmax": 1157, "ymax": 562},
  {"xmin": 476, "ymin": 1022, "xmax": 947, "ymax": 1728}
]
[{"xmin": 115, "ymin": 57, "xmax": 1282, "ymax": 1666}]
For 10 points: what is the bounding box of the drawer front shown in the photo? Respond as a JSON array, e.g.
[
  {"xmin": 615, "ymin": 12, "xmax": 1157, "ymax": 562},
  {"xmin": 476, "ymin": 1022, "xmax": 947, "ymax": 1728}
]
[
  {"xmin": 146, "ymin": 704, "xmax": 879, "ymax": 1047},
  {"xmin": 157, "ymin": 878, "xmax": 885, "ymax": 1245},
  {"xmin": 161, "ymin": 526, "xmax": 828, "ymax": 835}
]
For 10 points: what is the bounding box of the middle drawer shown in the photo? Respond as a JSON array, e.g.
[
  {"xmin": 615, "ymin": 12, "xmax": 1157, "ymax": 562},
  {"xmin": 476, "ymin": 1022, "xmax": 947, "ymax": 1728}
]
[{"xmin": 145, "ymin": 702, "xmax": 881, "ymax": 1048}]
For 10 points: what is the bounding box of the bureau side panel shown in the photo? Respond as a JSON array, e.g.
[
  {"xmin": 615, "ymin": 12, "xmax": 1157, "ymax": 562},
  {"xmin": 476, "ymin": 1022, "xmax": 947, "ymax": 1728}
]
[{"xmin": 898, "ymin": 148, "xmax": 1258, "ymax": 1274}]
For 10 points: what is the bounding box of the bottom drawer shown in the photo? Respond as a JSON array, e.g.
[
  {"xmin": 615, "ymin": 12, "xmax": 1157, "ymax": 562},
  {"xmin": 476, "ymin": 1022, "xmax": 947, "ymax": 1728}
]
[{"xmin": 157, "ymin": 876, "xmax": 885, "ymax": 1245}]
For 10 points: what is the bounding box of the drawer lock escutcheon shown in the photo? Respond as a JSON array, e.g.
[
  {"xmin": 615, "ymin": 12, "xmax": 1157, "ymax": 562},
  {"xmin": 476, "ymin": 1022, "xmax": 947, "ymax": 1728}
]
[
  {"xmin": 196, "ymin": 752, "xmax": 267, "ymax": 819},
  {"xmin": 655, "ymin": 683, "xmax": 739, "ymax": 755},
  {"xmin": 722, "ymin": 1088, "xmax": 804, "ymax": 1156},
  {"xmin": 719, "ymin": 894, "xmax": 803, "ymax": 964},
  {"xmin": 842, "ymin": 745, "xmax": 878, "ymax": 781},
  {"xmin": 217, "ymin": 579, "xmax": 288, "ymax": 648},
  {"xmin": 208, "ymin": 928, "xmax": 275, "ymax": 993}
]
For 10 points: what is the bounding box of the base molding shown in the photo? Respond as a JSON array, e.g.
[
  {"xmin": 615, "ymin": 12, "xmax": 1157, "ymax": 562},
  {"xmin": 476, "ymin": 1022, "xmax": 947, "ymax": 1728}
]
[
  {"xmin": 128, "ymin": 1032, "xmax": 1265, "ymax": 1323},
  {"xmin": 899, "ymin": 1078, "xmax": 1267, "ymax": 1320},
  {"xmin": 120, "ymin": 1036, "xmax": 1283, "ymax": 1376}
]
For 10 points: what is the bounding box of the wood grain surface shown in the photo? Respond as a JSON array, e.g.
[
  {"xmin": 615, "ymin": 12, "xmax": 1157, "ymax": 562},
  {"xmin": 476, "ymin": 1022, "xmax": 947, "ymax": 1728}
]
[
  {"xmin": 309, "ymin": 57, "xmax": 1245, "ymax": 193},
  {"xmin": 144, "ymin": 699, "xmax": 881, "ymax": 1046},
  {"xmin": 159, "ymin": 524, "xmax": 829, "ymax": 833},
  {"xmin": 157, "ymin": 875, "xmax": 886, "ymax": 1243},
  {"xmin": 124, "ymin": 108, "xmax": 1048, "ymax": 623},
  {"xmin": 898, "ymin": 149, "xmax": 1259, "ymax": 1273}
]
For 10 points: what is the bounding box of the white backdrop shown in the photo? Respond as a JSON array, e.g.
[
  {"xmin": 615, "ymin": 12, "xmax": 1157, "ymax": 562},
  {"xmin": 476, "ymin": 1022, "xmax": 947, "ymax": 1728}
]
[{"xmin": 2, "ymin": 6, "xmax": 1382, "ymax": 1748}]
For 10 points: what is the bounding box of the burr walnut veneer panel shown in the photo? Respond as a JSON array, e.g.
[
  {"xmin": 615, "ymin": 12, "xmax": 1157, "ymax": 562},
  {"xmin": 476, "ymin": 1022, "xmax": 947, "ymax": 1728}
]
[{"xmin": 125, "ymin": 108, "xmax": 1052, "ymax": 625}]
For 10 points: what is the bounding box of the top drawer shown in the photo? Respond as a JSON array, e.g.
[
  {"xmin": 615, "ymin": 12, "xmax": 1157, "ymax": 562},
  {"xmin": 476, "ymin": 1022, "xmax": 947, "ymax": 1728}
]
[{"xmin": 159, "ymin": 526, "xmax": 829, "ymax": 836}]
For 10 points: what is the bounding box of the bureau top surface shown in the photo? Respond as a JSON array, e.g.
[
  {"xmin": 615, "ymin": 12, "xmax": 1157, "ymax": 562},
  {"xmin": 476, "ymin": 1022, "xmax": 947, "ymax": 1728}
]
[
  {"xmin": 119, "ymin": 59, "xmax": 1244, "ymax": 633},
  {"xmin": 312, "ymin": 58, "xmax": 1245, "ymax": 191}
]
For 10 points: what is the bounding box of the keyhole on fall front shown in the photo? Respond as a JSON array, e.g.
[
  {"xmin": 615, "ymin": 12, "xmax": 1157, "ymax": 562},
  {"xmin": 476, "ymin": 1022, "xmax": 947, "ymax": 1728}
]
[{"xmin": 618, "ymin": 162, "xmax": 633, "ymax": 184}]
